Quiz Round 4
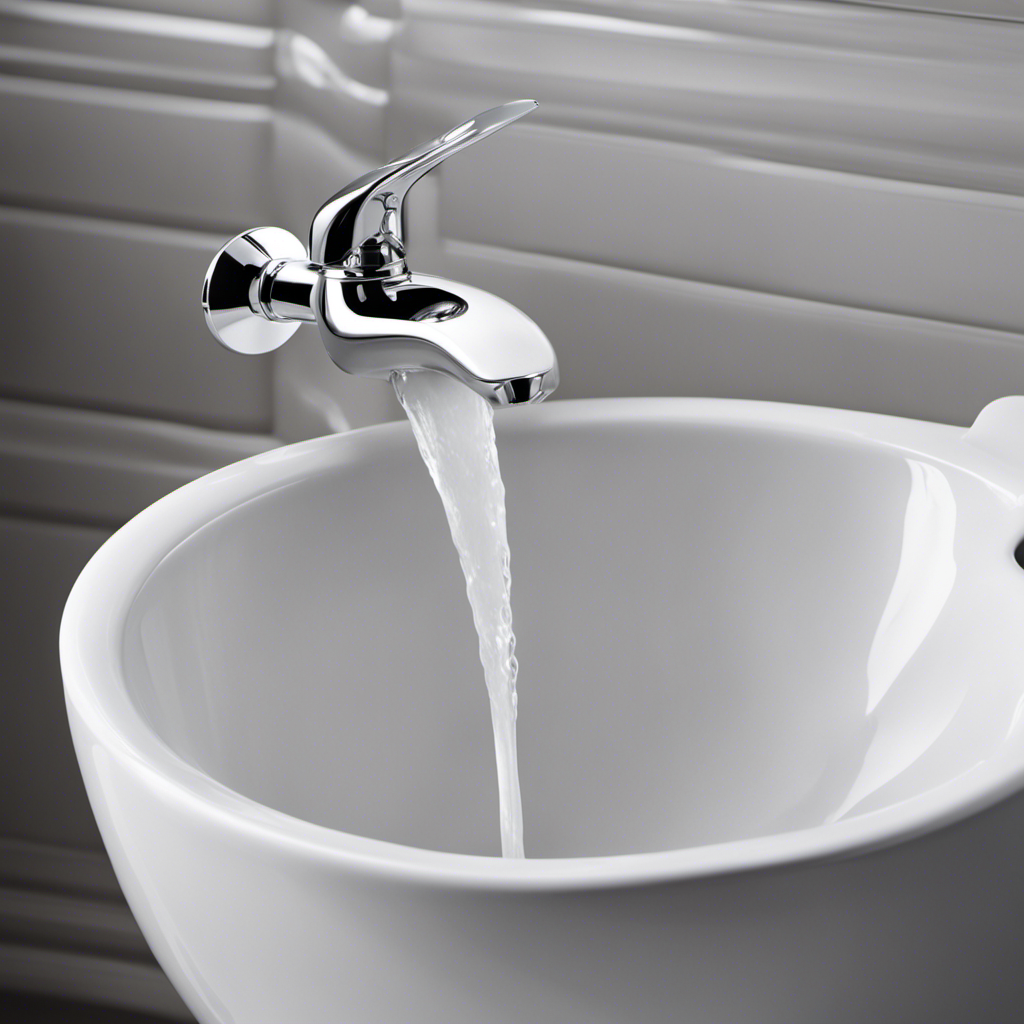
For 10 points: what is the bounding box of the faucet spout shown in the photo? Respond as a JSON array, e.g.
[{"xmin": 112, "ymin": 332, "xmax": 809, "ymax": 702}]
[
  {"xmin": 201, "ymin": 102, "xmax": 558, "ymax": 407},
  {"xmin": 317, "ymin": 272, "xmax": 558, "ymax": 405}
]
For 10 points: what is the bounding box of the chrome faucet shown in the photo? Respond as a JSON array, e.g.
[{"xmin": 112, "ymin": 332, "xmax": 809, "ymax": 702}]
[{"xmin": 202, "ymin": 100, "xmax": 558, "ymax": 406}]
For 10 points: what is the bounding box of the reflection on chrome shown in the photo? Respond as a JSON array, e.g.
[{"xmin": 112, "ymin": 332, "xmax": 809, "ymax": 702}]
[{"xmin": 829, "ymin": 459, "xmax": 958, "ymax": 821}]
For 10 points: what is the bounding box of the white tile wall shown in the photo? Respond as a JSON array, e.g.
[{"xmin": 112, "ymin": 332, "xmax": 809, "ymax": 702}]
[
  {"xmin": 0, "ymin": 206, "xmax": 273, "ymax": 429},
  {"xmin": 59, "ymin": 0, "xmax": 275, "ymax": 26},
  {"xmin": 437, "ymin": 240, "xmax": 1024, "ymax": 426},
  {"xmin": 441, "ymin": 128, "xmax": 1024, "ymax": 335},
  {"xmin": 0, "ymin": 518, "xmax": 110, "ymax": 849},
  {"xmin": 0, "ymin": 76, "xmax": 273, "ymax": 229}
]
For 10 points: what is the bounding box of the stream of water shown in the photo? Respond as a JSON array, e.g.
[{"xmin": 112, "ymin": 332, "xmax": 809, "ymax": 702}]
[{"xmin": 392, "ymin": 370, "xmax": 525, "ymax": 859}]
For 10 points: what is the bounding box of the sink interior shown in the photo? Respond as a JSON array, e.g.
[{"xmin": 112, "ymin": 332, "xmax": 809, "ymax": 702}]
[{"xmin": 122, "ymin": 414, "xmax": 1024, "ymax": 858}]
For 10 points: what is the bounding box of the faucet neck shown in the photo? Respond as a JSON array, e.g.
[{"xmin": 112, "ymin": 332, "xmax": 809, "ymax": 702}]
[{"xmin": 252, "ymin": 259, "xmax": 319, "ymax": 323}]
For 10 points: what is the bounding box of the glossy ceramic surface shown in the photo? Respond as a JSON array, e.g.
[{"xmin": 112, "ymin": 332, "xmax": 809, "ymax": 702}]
[{"xmin": 62, "ymin": 397, "xmax": 1024, "ymax": 1023}]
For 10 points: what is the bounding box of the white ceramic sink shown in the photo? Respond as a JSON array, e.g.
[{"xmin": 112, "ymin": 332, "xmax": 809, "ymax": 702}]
[{"xmin": 62, "ymin": 397, "xmax": 1024, "ymax": 1024}]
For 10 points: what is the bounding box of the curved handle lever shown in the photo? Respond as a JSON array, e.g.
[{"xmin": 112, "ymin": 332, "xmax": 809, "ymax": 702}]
[{"xmin": 309, "ymin": 99, "xmax": 537, "ymax": 271}]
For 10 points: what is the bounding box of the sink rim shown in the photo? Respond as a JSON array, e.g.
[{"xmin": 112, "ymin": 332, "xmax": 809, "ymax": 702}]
[{"xmin": 61, "ymin": 396, "xmax": 1024, "ymax": 891}]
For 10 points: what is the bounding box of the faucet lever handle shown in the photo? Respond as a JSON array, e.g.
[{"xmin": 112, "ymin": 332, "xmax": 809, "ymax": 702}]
[{"xmin": 309, "ymin": 99, "xmax": 537, "ymax": 270}]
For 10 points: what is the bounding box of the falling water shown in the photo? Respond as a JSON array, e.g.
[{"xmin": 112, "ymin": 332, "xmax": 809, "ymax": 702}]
[{"xmin": 392, "ymin": 370, "xmax": 525, "ymax": 858}]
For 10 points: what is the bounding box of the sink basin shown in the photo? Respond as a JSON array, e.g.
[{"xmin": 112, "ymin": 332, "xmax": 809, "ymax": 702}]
[{"xmin": 62, "ymin": 397, "xmax": 1024, "ymax": 1024}]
